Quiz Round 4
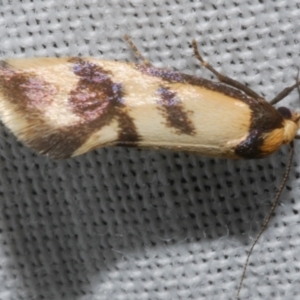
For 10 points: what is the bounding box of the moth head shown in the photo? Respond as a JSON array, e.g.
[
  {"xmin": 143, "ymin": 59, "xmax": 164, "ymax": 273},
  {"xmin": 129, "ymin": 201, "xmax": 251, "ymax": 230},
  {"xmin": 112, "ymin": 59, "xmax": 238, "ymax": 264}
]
[{"xmin": 277, "ymin": 106, "xmax": 300, "ymax": 144}]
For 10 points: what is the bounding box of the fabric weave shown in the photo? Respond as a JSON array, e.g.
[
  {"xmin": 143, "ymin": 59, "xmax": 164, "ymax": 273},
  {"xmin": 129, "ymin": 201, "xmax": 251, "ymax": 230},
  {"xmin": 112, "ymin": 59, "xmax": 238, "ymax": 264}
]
[{"xmin": 0, "ymin": 1, "xmax": 300, "ymax": 299}]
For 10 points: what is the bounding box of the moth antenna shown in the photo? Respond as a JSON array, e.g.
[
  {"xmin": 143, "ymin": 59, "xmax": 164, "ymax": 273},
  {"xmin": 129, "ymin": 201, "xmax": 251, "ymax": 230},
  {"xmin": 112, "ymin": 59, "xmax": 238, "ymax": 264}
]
[
  {"xmin": 297, "ymin": 67, "xmax": 300, "ymax": 102},
  {"xmin": 270, "ymin": 70, "xmax": 300, "ymax": 105},
  {"xmin": 236, "ymin": 144, "xmax": 294, "ymax": 299},
  {"xmin": 191, "ymin": 40, "xmax": 262, "ymax": 100},
  {"xmin": 123, "ymin": 34, "xmax": 152, "ymax": 66}
]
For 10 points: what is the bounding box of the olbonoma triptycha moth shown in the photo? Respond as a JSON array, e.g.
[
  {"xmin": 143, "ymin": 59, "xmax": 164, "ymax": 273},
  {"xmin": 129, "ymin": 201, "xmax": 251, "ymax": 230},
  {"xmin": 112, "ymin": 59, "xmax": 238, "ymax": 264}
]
[{"xmin": 0, "ymin": 36, "xmax": 299, "ymax": 298}]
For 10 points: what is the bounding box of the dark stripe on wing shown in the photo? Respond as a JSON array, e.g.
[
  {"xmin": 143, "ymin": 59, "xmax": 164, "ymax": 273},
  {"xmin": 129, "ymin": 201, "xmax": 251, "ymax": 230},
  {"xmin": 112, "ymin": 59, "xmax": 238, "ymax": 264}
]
[
  {"xmin": 68, "ymin": 58, "xmax": 140, "ymax": 148},
  {"xmin": 156, "ymin": 86, "xmax": 196, "ymax": 135}
]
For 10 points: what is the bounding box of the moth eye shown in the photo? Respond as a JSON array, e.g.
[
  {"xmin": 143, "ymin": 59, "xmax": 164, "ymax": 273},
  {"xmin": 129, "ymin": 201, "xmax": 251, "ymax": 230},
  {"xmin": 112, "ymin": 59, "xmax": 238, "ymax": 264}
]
[{"xmin": 277, "ymin": 106, "xmax": 292, "ymax": 119}]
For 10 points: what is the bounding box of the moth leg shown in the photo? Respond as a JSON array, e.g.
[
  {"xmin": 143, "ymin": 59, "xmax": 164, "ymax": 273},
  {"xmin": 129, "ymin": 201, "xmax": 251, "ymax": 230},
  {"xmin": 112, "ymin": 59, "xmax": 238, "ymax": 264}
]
[
  {"xmin": 124, "ymin": 35, "xmax": 152, "ymax": 66},
  {"xmin": 192, "ymin": 40, "xmax": 262, "ymax": 100}
]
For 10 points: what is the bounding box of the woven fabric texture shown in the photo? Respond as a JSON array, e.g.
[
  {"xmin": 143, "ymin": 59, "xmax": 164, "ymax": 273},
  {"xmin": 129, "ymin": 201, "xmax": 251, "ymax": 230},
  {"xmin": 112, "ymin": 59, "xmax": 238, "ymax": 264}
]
[{"xmin": 0, "ymin": 1, "xmax": 300, "ymax": 299}]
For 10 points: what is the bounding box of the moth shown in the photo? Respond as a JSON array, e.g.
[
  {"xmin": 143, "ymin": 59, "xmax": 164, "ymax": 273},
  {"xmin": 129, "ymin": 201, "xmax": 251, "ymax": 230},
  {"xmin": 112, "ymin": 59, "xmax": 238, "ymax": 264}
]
[
  {"xmin": 0, "ymin": 36, "xmax": 299, "ymax": 298},
  {"xmin": 0, "ymin": 38, "xmax": 299, "ymax": 160}
]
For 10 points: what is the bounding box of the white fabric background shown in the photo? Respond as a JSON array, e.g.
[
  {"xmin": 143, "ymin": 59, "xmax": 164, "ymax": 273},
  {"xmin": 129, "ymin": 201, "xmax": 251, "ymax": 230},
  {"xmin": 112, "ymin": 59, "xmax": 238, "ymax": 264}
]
[{"xmin": 0, "ymin": 1, "xmax": 300, "ymax": 299}]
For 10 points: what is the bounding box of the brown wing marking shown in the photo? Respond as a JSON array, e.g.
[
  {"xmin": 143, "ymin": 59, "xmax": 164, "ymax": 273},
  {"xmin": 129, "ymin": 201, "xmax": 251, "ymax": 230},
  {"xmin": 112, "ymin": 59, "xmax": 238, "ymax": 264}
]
[
  {"xmin": 156, "ymin": 86, "xmax": 196, "ymax": 135},
  {"xmin": 69, "ymin": 58, "xmax": 140, "ymax": 144},
  {"xmin": 0, "ymin": 59, "xmax": 140, "ymax": 158},
  {"xmin": 135, "ymin": 63, "xmax": 285, "ymax": 158},
  {"xmin": 0, "ymin": 61, "xmax": 56, "ymax": 111},
  {"xmin": 0, "ymin": 62, "xmax": 79, "ymax": 158}
]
